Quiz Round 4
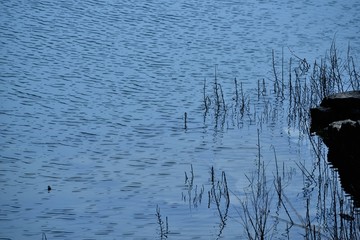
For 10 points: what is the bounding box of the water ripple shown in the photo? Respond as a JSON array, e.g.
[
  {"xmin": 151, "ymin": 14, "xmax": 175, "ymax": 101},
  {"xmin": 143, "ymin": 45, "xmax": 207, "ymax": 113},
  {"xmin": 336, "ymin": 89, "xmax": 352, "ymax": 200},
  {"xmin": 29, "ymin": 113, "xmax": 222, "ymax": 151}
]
[{"xmin": 1, "ymin": 0, "xmax": 360, "ymax": 239}]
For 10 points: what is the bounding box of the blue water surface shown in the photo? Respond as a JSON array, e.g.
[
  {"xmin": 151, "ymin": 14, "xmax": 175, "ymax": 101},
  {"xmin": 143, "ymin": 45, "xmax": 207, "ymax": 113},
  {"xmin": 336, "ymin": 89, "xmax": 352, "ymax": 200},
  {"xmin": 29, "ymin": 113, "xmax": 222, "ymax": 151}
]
[{"xmin": 1, "ymin": 0, "xmax": 360, "ymax": 239}]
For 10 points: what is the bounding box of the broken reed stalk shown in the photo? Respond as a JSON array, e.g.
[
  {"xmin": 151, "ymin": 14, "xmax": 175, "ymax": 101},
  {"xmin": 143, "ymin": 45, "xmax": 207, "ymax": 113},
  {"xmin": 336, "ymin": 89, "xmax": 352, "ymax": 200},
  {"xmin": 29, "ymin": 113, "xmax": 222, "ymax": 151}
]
[
  {"xmin": 234, "ymin": 78, "xmax": 239, "ymax": 103},
  {"xmin": 219, "ymin": 83, "xmax": 226, "ymax": 113},
  {"xmin": 282, "ymin": 46, "xmax": 285, "ymax": 97},
  {"xmin": 304, "ymin": 198, "xmax": 311, "ymax": 239},
  {"xmin": 272, "ymin": 48, "xmax": 285, "ymax": 97},
  {"xmin": 272, "ymin": 145, "xmax": 282, "ymax": 201},
  {"xmin": 206, "ymin": 166, "xmax": 230, "ymax": 238},
  {"xmin": 183, "ymin": 164, "xmax": 194, "ymax": 207},
  {"xmin": 240, "ymin": 81, "xmax": 245, "ymax": 114},
  {"xmin": 203, "ymin": 78, "xmax": 208, "ymax": 112},
  {"xmin": 347, "ymin": 44, "xmax": 360, "ymax": 89},
  {"xmin": 332, "ymin": 171, "xmax": 339, "ymax": 240},
  {"xmin": 42, "ymin": 233, "xmax": 48, "ymax": 240},
  {"xmin": 272, "ymin": 49, "xmax": 279, "ymax": 94},
  {"xmin": 183, "ymin": 165, "xmax": 205, "ymax": 208},
  {"xmin": 212, "ymin": 65, "xmax": 227, "ymax": 116},
  {"xmin": 329, "ymin": 40, "xmax": 344, "ymax": 92},
  {"xmin": 211, "ymin": 166, "xmax": 215, "ymax": 184},
  {"xmin": 156, "ymin": 205, "xmax": 168, "ymax": 239},
  {"xmin": 214, "ymin": 65, "xmax": 221, "ymax": 114},
  {"xmin": 184, "ymin": 112, "xmax": 187, "ymax": 130},
  {"xmin": 222, "ymin": 171, "xmax": 230, "ymax": 209},
  {"xmin": 289, "ymin": 57, "xmax": 293, "ymax": 102},
  {"xmin": 257, "ymin": 79, "xmax": 266, "ymax": 99},
  {"xmin": 257, "ymin": 129, "xmax": 261, "ymax": 175}
]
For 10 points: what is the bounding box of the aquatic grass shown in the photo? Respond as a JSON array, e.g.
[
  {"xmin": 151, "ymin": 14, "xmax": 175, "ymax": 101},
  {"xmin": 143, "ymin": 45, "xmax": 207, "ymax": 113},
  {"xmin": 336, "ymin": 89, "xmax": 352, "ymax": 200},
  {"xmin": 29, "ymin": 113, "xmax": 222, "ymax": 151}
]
[
  {"xmin": 156, "ymin": 205, "xmax": 169, "ymax": 240},
  {"xmin": 346, "ymin": 43, "xmax": 360, "ymax": 90},
  {"xmin": 203, "ymin": 66, "xmax": 252, "ymax": 130},
  {"xmin": 273, "ymin": 41, "xmax": 359, "ymax": 137},
  {"xmin": 237, "ymin": 133, "xmax": 360, "ymax": 240},
  {"xmin": 181, "ymin": 165, "xmax": 231, "ymax": 238},
  {"xmin": 157, "ymin": 41, "xmax": 359, "ymax": 239},
  {"xmin": 281, "ymin": 130, "xmax": 360, "ymax": 239},
  {"xmin": 230, "ymin": 42, "xmax": 359, "ymax": 238},
  {"xmin": 182, "ymin": 164, "xmax": 205, "ymax": 209},
  {"xmin": 238, "ymin": 129, "xmax": 274, "ymax": 240},
  {"xmin": 272, "ymin": 48, "xmax": 286, "ymax": 97},
  {"xmin": 239, "ymin": 42, "xmax": 358, "ymax": 238},
  {"xmin": 208, "ymin": 168, "xmax": 230, "ymax": 238},
  {"xmin": 212, "ymin": 65, "xmax": 227, "ymax": 117},
  {"xmin": 257, "ymin": 78, "xmax": 267, "ymax": 99},
  {"xmin": 202, "ymin": 71, "xmax": 228, "ymax": 130},
  {"xmin": 234, "ymin": 77, "xmax": 247, "ymax": 117},
  {"xmin": 160, "ymin": 134, "xmax": 359, "ymax": 239}
]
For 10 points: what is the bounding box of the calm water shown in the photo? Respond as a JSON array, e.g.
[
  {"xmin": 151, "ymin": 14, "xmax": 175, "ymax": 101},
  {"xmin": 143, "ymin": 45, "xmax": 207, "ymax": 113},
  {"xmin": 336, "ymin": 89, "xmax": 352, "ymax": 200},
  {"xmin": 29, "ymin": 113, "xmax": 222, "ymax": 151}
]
[{"xmin": 1, "ymin": 0, "xmax": 360, "ymax": 239}]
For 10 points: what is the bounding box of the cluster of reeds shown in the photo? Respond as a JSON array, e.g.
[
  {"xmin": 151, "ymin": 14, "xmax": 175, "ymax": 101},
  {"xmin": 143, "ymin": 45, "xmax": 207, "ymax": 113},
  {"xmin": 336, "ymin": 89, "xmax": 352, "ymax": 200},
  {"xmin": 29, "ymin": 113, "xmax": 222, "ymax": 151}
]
[
  {"xmin": 157, "ymin": 41, "xmax": 359, "ymax": 239},
  {"xmin": 299, "ymin": 161, "xmax": 359, "ymax": 240},
  {"xmin": 200, "ymin": 41, "xmax": 359, "ymax": 238},
  {"xmin": 180, "ymin": 164, "xmax": 231, "ymax": 239},
  {"xmin": 278, "ymin": 41, "xmax": 359, "ymax": 133},
  {"xmin": 175, "ymin": 130, "xmax": 360, "ymax": 239},
  {"xmin": 237, "ymin": 42, "xmax": 360, "ymax": 239},
  {"xmin": 203, "ymin": 65, "xmax": 250, "ymax": 129},
  {"xmin": 234, "ymin": 129, "xmax": 360, "ymax": 239},
  {"xmin": 182, "ymin": 164, "xmax": 205, "ymax": 209},
  {"xmin": 203, "ymin": 65, "xmax": 226, "ymax": 115},
  {"xmin": 236, "ymin": 129, "xmax": 274, "ymax": 239},
  {"xmin": 272, "ymin": 40, "xmax": 359, "ymax": 101},
  {"xmin": 203, "ymin": 41, "xmax": 359, "ymax": 135},
  {"xmin": 158, "ymin": 136, "xmax": 359, "ymax": 239},
  {"xmin": 208, "ymin": 166, "xmax": 230, "ymax": 238}
]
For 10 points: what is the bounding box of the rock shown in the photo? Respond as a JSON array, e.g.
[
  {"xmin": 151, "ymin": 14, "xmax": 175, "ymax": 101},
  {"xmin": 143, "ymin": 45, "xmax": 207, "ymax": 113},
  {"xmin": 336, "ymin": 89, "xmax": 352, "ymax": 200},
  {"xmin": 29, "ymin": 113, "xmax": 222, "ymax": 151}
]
[
  {"xmin": 310, "ymin": 91, "xmax": 360, "ymax": 208},
  {"xmin": 319, "ymin": 119, "xmax": 360, "ymax": 149},
  {"xmin": 318, "ymin": 119, "xmax": 360, "ymax": 166},
  {"xmin": 310, "ymin": 91, "xmax": 360, "ymax": 133},
  {"xmin": 320, "ymin": 91, "xmax": 360, "ymax": 108}
]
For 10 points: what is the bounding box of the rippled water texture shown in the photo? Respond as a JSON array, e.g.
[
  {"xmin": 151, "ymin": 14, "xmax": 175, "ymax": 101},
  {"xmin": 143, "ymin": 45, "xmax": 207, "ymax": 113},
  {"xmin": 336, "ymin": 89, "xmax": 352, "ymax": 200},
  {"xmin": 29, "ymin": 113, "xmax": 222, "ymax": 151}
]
[{"xmin": 1, "ymin": 0, "xmax": 360, "ymax": 239}]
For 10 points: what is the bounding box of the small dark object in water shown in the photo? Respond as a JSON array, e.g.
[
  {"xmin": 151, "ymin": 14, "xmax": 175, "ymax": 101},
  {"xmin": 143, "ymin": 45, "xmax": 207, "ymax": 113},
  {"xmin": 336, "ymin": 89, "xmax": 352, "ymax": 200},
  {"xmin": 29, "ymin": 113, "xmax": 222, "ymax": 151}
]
[{"xmin": 47, "ymin": 185, "xmax": 52, "ymax": 192}]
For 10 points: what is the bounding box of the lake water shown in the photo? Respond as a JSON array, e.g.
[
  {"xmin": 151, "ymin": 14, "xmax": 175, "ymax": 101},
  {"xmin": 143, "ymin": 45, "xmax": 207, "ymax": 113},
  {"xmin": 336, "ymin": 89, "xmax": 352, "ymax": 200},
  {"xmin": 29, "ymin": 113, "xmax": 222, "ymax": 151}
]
[{"xmin": 1, "ymin": 0, "xmax": 360, "ymax": 239}]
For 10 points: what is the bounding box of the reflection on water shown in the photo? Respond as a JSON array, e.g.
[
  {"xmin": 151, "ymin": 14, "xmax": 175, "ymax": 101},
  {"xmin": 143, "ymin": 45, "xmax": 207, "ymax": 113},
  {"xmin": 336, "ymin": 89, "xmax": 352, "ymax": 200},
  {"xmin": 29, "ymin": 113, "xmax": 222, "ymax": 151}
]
[
  {"xmin": 314, "ymin": 119, "xmax": 360, "ymax": 208},
  {"xmin": 1, "ymin": 0, "xmax": 360, "ymax": 239}
]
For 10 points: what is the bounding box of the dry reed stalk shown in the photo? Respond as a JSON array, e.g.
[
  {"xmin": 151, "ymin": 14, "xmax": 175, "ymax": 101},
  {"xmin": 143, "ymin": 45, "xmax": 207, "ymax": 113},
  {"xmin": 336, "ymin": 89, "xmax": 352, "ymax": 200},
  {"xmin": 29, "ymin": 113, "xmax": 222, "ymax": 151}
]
[{"xmin": 156, "ymin": 205, "xmax": 168, "ymax": 239}]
